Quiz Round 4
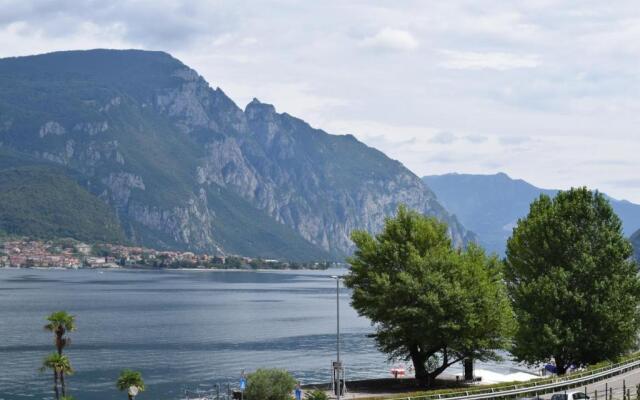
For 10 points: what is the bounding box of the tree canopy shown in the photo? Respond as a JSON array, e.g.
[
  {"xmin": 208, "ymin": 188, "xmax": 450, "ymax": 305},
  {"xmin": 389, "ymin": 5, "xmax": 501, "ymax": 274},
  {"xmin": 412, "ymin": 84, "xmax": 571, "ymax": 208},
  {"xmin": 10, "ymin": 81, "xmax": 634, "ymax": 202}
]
[
  {"xmin": 245, "ymin": 368, "xmax": 297, "ymax": 400},
  {"xmin": 505, "ymin": 187, "xmax": 640, "ymax": 374},
  {"xmin": 116, "ymin": 369, "xmax": 145, "ymax": 399},
  {"xmin": 44, "ymin": 311, "xmax": 76, "ymax": 355},
  {"xmin": 345, "ymin": 205, "xmax": 514, "ymax": 387}
]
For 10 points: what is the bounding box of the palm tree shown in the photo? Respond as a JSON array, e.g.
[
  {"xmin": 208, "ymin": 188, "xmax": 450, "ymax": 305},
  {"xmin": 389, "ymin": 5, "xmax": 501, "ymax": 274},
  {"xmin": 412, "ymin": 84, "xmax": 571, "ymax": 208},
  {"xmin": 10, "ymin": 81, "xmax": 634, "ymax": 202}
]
[
  {"xmin": 41, "ymin": 353, "xmax": 74, "ymax": 400},
  {"xmin": 116, "ymin": 369, "xmax": 145, "ymax": 400},
  {"xmin": 44, "ymin": 311, "xmax": 76, "ymax": 355}
]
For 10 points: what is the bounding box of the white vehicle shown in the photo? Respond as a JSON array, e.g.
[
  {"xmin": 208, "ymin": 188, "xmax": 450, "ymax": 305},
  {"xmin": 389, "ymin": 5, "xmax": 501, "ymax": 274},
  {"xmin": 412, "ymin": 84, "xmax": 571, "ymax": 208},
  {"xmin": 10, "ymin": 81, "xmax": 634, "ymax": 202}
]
[{"xmin": 551, "ymin": 391, "xmax": 590, "ymax": 400}]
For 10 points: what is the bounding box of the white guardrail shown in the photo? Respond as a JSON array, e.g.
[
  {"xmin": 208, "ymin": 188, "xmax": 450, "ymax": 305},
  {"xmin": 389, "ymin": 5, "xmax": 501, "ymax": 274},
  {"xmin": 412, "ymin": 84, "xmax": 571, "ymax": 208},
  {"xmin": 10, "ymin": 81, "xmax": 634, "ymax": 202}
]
[{"xmin": 392, "ymin": 355, "xmax": 640, "ymax": 400}]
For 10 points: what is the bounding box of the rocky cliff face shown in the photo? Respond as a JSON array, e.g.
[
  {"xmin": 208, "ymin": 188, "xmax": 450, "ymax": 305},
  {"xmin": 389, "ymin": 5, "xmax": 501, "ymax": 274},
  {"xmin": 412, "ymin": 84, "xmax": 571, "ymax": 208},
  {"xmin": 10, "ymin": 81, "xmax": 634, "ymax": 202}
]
[{"xmin": 0, "ymin": 49, "xmax": 474, "ymax": 259}]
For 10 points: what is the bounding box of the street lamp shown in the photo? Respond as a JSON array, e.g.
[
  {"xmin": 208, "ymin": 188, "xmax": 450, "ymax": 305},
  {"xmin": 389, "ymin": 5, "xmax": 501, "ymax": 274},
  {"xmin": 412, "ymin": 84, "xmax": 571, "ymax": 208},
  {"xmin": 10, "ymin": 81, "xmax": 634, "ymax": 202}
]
[{"xmin": 330, "ymin": 275, "xmax": 345, "ymax": 400}]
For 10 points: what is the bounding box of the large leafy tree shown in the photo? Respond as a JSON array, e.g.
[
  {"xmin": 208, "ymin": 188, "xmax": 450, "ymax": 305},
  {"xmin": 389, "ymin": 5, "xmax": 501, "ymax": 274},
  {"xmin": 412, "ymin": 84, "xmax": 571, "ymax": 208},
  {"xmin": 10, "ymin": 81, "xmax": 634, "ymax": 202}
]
[
  {"xmin": 345, "ymin": 205, "xmax": 514, "ymax": 387},
  {"xmin": 505, "ymin": 188, "xmax": 640, "ymax": 374}
]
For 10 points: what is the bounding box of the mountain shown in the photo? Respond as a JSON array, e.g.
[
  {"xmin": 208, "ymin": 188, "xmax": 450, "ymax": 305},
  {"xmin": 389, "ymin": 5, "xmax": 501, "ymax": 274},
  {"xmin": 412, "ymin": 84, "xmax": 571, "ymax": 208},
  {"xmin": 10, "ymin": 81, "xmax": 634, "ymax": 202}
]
[
  {"xmin": 0, "ymin": 49, "xmax": 473, "ymax": 260},
  {"xmin": 423, "ymin": 173, "xmax": 640, "ymax": 255}
]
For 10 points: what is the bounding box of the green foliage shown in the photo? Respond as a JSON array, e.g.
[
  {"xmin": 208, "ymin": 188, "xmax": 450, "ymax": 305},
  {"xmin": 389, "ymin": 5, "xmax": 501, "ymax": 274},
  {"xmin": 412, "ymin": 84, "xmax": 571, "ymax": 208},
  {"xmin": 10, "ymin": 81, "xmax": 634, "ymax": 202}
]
[
  {"xmin": 116, "ymin": 369, "xmax": 145, "ymax": 394},
  {"xmin": 630, "ymin": 229, "xmax": 640, "ymax": 262},
  {"xmin": 505, "ymin": 187, "xmax": 640, "ymax": 374},
  {"xmin": 245, "ymin": 369, "xmax": 297, "ymax": 400},
  {"xmin": 45, "ymin": 311, "xmax": 76, "ymax": 354},
  {"xmin": 0, "ymin": 166, "xmax": 126, "ymax": 243},
  {"xmin": 41, "ymin": 353, "xmax": 74, "ymax": 399},
  {"xmin": 345, "ymin": 205, "xmax": 514, "ymax": 387},
  {"xmin": 41, "ymin": 353, "xmax": 74, "ymax": 375},
  {"xmin": 304, "ymin": 389, "xmax": 329, "ymax": 400}
]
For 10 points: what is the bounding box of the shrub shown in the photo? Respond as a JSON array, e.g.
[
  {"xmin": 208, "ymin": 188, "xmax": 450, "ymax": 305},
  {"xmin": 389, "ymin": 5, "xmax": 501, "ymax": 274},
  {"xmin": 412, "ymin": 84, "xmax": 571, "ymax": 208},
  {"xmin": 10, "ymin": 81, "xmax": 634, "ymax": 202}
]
[
  {"xmin": 304, "ymin": 389, "xmax": 329, "ymax": 400},
  {"xmin": 245, "ymin": 369, "xmax": 297, "ymax": 400}
]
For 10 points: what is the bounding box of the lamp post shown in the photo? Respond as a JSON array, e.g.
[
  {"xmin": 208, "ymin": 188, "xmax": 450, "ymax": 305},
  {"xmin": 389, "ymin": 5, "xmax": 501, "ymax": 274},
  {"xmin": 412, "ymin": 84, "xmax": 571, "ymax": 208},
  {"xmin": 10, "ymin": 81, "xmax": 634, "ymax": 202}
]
[{"xmin": 331, "ymin": 275, "xmax": 344, "ymax": 400}]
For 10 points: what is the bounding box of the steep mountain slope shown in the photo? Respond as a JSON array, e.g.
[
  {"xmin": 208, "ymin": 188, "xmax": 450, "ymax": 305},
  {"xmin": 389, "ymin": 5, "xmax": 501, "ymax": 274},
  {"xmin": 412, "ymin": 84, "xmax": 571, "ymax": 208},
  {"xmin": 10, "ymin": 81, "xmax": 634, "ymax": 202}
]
[
  {"xmin": 0, "ymin": 49, "xmax": 473, "ymax": 259},
  {"xmin": 0, "ymin": 164, "xmax": 126, "ymax": 243},
  {"xmin": 424, "ymin": 173, "xmax": 640, "ymax": 255}
]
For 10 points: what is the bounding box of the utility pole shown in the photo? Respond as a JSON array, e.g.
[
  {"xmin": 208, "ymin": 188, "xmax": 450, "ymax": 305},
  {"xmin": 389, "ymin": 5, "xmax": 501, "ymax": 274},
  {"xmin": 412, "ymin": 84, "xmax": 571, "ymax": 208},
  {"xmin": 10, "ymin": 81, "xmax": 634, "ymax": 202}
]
[{"xmin": 331, "ymin": 275, "xmax": 344, "ymax": 400}]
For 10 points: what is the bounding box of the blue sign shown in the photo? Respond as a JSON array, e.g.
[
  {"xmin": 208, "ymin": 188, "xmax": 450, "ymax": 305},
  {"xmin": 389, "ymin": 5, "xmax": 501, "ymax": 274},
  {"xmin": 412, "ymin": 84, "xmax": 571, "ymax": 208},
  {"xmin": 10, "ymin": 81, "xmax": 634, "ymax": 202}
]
[
  {"xmin": 295, "ymin": 387, "xmax": 302, "ymax": 400},
  {"xmin": 240, "ymin": 377, "xmax": 246, "ymax": 391}
]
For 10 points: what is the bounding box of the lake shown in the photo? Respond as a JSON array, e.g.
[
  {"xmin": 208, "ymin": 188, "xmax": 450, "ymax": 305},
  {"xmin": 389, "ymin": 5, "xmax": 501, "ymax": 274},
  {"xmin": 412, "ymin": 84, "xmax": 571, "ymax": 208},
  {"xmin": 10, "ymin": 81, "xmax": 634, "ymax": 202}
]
[{"xmin": 0, "ymin": 268, "xmax": 521, "ymax": 400}]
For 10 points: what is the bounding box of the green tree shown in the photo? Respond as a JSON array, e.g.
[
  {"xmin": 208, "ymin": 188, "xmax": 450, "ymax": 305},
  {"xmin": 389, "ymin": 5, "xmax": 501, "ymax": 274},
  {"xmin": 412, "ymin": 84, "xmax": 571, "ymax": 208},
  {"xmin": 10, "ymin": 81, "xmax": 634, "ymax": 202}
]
[
  {"xmin": 245, "ymin": 369, "xmax": 297, "ymax": 400},
  {"xmin": 505, "ymin": 188, "xmax": 640, "ymax": 374},
  {"xmin": 41, "ymin": 353, "xmax": 74, "ymax": 400},
  {"xmin": 44, "ymin": 311, "xmax": 76, "ymax": 355},
  {"xmin": 345, "ymin": 205, "xmax": 514, "ymax": 387},
  {"xmin": 116, "ymin": 369, "xmax": 145, "ymax": 400}
]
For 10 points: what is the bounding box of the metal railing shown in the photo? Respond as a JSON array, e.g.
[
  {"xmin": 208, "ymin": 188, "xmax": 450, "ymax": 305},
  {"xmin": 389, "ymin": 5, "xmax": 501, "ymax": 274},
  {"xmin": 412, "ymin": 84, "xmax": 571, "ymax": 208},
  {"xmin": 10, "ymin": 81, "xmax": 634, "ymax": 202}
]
[{"xmin": 389, "ymin": 355, "xmax": 640, "ymax": 400}]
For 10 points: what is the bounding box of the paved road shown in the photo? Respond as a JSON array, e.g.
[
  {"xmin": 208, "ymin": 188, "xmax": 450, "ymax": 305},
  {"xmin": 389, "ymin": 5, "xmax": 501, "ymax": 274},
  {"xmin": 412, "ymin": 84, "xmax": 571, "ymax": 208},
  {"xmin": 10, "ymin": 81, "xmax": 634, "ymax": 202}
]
[{"xmin": 538, "ymin": 367, "xmax": 640, "ymax": 400}]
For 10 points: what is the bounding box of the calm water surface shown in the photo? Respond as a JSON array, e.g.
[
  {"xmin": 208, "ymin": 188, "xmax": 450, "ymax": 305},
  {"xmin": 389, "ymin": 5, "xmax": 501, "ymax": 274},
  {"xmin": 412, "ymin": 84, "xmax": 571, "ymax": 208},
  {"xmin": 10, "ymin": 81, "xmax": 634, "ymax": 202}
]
[{"xmin": 0, "ymin": 268, "xmax": 519, "ymax": 400}]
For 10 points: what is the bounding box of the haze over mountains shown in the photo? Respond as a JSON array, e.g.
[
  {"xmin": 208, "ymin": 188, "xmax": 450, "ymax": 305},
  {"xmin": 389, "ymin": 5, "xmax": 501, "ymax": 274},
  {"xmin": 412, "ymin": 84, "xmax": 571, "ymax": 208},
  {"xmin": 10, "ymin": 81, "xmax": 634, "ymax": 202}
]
[
  {"xmin": 0, "ymin": 49, "xmax": 474, "ymax": 260},
  {"xmin": 424, "ymin": 173, "xmax": 640, "ymax": 255}
]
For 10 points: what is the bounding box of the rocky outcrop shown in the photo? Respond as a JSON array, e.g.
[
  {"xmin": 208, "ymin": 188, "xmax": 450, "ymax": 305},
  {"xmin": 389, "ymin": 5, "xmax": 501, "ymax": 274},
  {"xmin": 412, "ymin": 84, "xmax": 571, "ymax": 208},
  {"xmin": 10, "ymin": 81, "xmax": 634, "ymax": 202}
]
[{"xmin": 156, "ymin": 65, "xmax": 473, "ymax": 255}]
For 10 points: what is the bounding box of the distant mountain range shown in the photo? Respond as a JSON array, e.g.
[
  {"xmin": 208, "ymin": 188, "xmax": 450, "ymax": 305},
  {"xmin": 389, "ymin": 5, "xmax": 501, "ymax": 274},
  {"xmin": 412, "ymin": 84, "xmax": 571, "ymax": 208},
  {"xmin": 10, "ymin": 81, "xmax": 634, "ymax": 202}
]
[
  {"xmin": 0, "ymin": 49, "xmax": 473, "ymax": 260},
  {"xmin": 423, "ymin": 173, "xmax": 640, "ymax": 256}
]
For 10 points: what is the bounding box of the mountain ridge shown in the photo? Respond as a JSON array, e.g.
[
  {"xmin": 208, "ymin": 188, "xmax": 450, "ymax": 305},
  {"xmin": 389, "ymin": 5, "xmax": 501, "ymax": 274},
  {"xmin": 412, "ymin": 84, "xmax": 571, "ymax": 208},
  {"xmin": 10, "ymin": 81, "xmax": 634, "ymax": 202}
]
[
  {"xmin": 424, "ymin": 172, "xmax": 640, "ymax": 255},
  {"xmin": 0, "ymin": 49, "xmax": 473, "ymax": 260}
]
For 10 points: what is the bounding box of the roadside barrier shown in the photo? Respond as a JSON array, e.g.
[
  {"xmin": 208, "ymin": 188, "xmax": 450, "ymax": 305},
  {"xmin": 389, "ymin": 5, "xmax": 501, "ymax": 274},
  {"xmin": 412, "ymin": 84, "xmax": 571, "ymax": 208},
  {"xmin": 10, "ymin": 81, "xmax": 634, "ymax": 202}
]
[{"xmin": 389, "ymin": 355, "xmax": 640, "ymax": 400}]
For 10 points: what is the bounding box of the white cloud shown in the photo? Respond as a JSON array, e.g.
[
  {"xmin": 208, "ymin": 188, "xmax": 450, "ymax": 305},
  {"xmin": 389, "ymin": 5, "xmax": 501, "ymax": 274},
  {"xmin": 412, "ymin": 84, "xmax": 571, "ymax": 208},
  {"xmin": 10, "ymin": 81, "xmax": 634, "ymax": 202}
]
[
  {"xmin": 361, "ymin": 28, "xmax": 419, "ymax": 51},
  {"xmin": 430, "ymin": 132, "xmax": 457, "ymax": 144},
  {"xmin": 440, "ymin": 50, "xmax": 541, "ymax": 70}
]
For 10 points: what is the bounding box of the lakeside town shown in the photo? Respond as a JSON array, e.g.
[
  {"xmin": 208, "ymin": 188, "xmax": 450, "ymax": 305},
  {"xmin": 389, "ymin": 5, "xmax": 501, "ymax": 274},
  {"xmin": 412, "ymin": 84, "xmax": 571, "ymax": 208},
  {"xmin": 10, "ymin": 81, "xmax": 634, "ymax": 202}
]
[{"xmin": 0, "ymin": 237, "xmax": 333, "ymax": 270}]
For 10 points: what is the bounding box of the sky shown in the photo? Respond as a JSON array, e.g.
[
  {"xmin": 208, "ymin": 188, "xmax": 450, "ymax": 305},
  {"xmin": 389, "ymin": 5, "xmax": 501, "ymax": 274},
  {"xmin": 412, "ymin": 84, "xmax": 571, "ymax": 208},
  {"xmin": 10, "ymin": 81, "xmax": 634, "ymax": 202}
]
[{"xmin": 1, "ymin": 1, "xmax": 640, "ymax": 201}]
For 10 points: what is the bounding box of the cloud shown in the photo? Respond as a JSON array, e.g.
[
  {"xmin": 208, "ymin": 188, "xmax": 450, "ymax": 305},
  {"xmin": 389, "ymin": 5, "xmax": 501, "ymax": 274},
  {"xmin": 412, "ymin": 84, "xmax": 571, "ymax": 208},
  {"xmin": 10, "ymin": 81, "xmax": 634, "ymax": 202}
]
[
  {"xmin": 430, "ymin": 132, "xmax": 457, "ymax": 144},
  {"xmin": 361, "ymin": 28, "xmax": 419, "ymax": 51},
  {"xmin": 499, "ymin": 136, "xmax": 531, "ymax": 146},
  {"xmin": 1, "ymin": 1, "xmax": 640, "ymax": 202},
  {"xmin": 464, "ymin": 135, "xmax": 489, "ymax": 144},
  {"xmin": 440, "ymin": 50, "xmax": 541, "ymax": 70},
  {"xmin": 606, "ymin": 179, "xmax": 640, "ymax": 188}
]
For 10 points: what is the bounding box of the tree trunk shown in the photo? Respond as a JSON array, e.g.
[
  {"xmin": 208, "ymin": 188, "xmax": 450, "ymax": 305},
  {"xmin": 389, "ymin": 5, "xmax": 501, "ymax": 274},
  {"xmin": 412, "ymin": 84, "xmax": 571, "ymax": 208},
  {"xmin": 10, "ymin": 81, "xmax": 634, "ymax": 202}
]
[
  {"xmin": 556, "ymin": 364, "xmax": 568, "ymax": 375},
  {"xmin": 128, "ymin": 394, "xmax": 134, "ymax": 400},
  {"xmin": 555, "ymin": 356, "xmax": 567, "ymax": 375},
  {"xmin": 60, "ymin": 371, "xmax": 66, "ymax": 397},
  {"xmin": 53, "ymin": 370, "xmax": 60, "ymax": 400},
  {"xmin": 410, "ymin": 346, "xmax": 429, "ymax": 387},
  {"xmin": 56, "ymin": 329, "xmax": 63, "ymax": 355}
]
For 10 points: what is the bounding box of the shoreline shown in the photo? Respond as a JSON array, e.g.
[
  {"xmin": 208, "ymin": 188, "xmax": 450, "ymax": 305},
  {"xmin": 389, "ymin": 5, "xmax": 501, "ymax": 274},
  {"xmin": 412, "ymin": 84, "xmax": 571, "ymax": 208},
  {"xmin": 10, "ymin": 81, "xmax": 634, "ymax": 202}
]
[{"xmin": 0, "ymin": 265, "xmax": 338, "ymax": 272}]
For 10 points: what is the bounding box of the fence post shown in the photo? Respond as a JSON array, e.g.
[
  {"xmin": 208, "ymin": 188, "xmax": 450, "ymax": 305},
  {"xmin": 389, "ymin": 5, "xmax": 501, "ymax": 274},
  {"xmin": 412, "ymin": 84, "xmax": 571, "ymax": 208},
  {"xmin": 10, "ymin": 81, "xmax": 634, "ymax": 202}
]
[
  {"xmin": 610, "ymin": 387, "xmax": 613, "ymax": 400},
  {"xmin": 595, "ymin": 389, "xmax": 598, "ymax": 400},
  {"xmin": 606, "ymin": 383, "xmax": 609, "ymax": 400},
  {"xmin": 628, "ymin": 389, "xmax": 631, "ymax": 400},
  {"xmin": 625, "ymin": 380, "xmax": 628, "ymax": 400}
]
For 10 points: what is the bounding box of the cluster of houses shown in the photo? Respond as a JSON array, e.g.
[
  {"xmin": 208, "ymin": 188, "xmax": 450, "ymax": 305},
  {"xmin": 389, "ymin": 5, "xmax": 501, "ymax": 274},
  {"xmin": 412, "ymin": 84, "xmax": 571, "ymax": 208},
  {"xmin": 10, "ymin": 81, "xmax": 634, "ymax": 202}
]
[
  {"xmin": 0, "ymin": 239, "xmax": 229, "ymax": 269},
  {"xmin": 0, "ymin": 238, "xmax": 332, "ymax": 270},
  {"xmin": 100, "ymin": 243, "xmax": 228, "ymax": 267},
  {"xmin": 1, "ymin": 240, "xmax": 84, "ymax": 268}
]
